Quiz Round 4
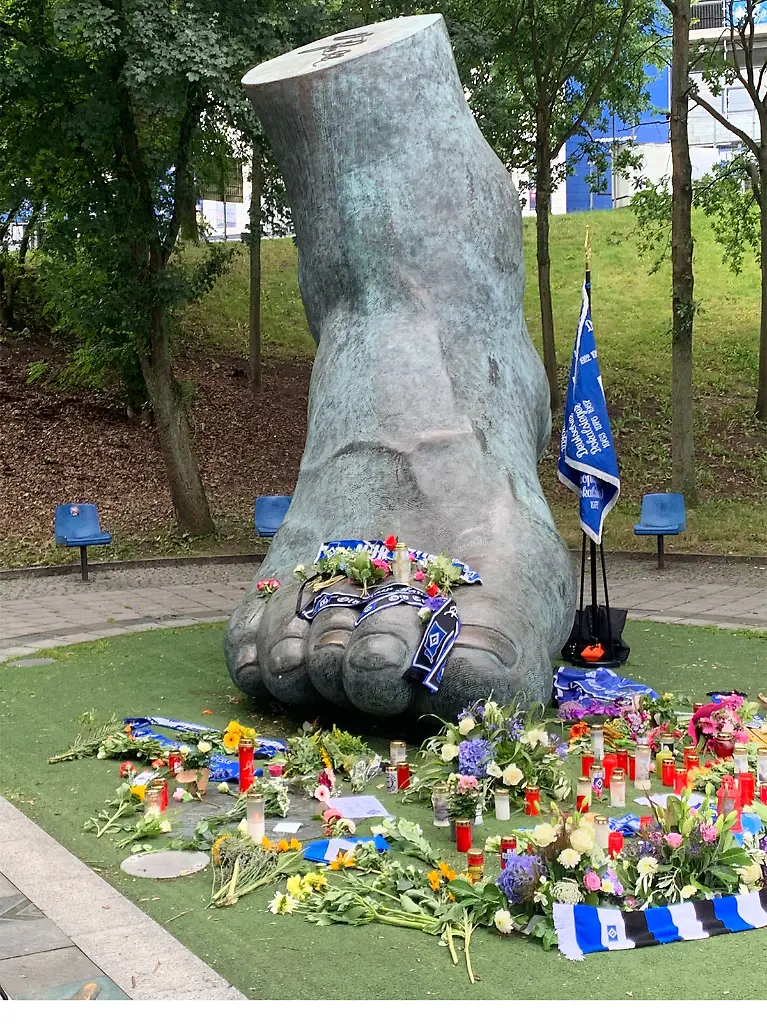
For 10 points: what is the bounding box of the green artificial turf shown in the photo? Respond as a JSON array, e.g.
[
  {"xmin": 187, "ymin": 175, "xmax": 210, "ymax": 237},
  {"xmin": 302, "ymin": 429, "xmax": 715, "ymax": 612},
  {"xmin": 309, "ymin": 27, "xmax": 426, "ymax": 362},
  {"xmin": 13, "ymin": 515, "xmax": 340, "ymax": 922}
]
[{"xmin": 2, "ymin": 621, "xmax": 767, "ymax": 1000}]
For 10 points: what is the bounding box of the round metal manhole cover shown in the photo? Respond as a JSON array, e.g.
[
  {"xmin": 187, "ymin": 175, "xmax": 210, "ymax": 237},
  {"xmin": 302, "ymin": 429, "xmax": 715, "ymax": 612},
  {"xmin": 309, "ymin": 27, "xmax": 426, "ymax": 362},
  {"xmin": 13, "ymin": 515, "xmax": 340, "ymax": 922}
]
[{"xmin": 120, "ymin": 850, "xmax": 210, "ymax": 879}]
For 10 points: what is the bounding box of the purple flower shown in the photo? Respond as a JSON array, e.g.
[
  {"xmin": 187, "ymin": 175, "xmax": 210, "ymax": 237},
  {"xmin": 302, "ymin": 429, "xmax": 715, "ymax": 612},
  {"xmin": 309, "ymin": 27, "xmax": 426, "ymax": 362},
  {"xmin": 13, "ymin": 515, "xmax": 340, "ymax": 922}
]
[
  {"xmin": 638, "ymin": 840, "xmax": 655, "ymax": 857},
  {"xmin": 555, "ymin": 742, "xmax": 569, "ymax": 759},
  {"xmin": 426, "ymin": 595, "xmax": 447, "ymax": 614},
  {"xmin": 507, "ymin": 715, "xmax": 524, "ymax": 740},
  {"xmin": 497, "ymin": 854, "xmax": 544, "ymax": 905},
  {"xmin": 458, "ymin": 738, "xmax": 494, "ymax": 778}
]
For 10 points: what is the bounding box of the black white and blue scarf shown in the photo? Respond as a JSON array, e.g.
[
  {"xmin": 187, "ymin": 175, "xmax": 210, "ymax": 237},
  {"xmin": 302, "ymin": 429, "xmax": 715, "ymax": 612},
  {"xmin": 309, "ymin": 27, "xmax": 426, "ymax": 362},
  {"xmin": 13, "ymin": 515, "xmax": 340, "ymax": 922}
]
[
  {"xmin": 298, "ymin": 582, "xmax": 461, "ymax": 693},
  {"xmin": 554, "ymin": 890, "xmax": 767, "ymax": 960}
]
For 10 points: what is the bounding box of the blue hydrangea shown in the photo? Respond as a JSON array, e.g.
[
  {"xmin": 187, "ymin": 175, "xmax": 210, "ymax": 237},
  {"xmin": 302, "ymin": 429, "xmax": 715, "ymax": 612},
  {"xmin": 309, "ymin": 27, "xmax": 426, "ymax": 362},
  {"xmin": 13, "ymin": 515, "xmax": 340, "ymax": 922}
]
[
  {"xmin": 497, "ymin": 854, "xmax": 544, "ymax": 905},
  {"xmin": 555, "ymin": 742, "xmax": 569, "ymax": 759},
  {"xmin": 458, "ymin": 738, "xmax": 493, "ymax": 778}
]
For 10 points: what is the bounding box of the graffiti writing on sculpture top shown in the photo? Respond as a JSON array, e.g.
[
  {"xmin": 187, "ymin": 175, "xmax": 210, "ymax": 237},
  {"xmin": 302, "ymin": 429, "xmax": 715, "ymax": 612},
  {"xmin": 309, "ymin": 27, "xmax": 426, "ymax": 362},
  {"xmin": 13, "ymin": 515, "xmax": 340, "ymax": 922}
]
[
  {"xmin": 567, "ymin": 398, "xmax": 612, "ymax": 461},
  {"xmin": 301, "ymin": 32, "xmax": 374, "ymax": 67}
]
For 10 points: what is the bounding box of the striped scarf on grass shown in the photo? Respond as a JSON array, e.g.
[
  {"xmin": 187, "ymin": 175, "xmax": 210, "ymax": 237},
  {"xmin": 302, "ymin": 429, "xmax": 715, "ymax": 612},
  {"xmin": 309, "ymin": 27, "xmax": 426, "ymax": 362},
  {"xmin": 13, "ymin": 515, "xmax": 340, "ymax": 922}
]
[{"xmin": 554, "ymin": 890, "xmax": 767, "ymax": 960}]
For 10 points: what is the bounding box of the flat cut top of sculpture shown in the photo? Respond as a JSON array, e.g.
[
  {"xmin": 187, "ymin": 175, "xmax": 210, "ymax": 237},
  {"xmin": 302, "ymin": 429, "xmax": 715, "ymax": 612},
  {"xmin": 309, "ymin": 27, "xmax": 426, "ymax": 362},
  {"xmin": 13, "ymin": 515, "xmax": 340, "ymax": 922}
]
[
  {"xmin": 225, "ymin": 15, "xmax": 576, "ymax": 722},
  {"xmin": 242, "ymin": 15, "xmax": 442, "ymax": 84}
]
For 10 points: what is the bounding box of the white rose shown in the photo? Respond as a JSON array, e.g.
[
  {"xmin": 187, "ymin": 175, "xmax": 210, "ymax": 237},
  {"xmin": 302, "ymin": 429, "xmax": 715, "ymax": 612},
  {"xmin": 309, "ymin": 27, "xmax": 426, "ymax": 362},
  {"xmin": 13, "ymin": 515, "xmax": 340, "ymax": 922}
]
[
  {"xmin": 738, "ymin": 861, "xmax": 762, "ymax": 885},
  {"xmin": 522, "ymin": 728, "xmax": 548, "ymax": 749},
  {"xmin": 458, "ymin": 717, "xmax": 475, "ymax": 736},
  {"xmin": 557, "ymin": 848, "xmax": 582, "ymax": 869},
  {"xmin": 494, "ymin": 909, "xmax": 514, "ymax": 934},
  {"xmin": 680, "ymin": 884, "xmax": 697, "ymax": 900},
  {"xmin": 96, "ymin": 750, "xmax": 107, "ymax": 760},
  {"xmin": 531, "ymin": 823, "xmax": 557, "ymax": 847},
  {"xmin": 486, "ymin": 761, "xmax": 503, "ymax": 779},
  {"xmin": 570, "ymin": 827, "xmax": 595, "ymax": 854},
  {"xmin": 159, "ymin": 820, "xmax": 171, "ymax": 833},
  {"xmin": 197, "ymin": 741, "xmax": 212, "ymax": 754},
  {"xmin": 217, "ymin": 782, "xmax": 231, "ymax": 794},
  {"xmin": 179, "ymin": 745, "xmax": 191, "ymax": 756},
  {"xmin": 441, "ymin": 743, "xmax": 459, "ymax": 762},
  {"xmin": 502, "ymin": 764, "xmax": 524, "ymax": 787}
]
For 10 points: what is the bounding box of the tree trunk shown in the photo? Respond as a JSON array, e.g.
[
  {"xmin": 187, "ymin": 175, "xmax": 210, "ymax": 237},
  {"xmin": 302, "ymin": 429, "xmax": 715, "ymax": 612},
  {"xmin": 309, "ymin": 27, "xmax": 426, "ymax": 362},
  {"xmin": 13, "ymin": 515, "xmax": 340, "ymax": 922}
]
[
  {"xmin": 248, "ymin": 152, "xmax": 264, "ymax": 396},
  {"xmin": 758, "ymin": 157, "xmax": 767, "ymax": 421},
  {"xmin": 534, "ymin": 136, "xmax": 559, "ymax": 412},
  {"xmin": 178, "ymin": 186, "xmax": 199, "ymax": 243},
  {"xmin": 141, "ymin": 300, "xmax": 214, "ymax": 535},
  {"xmin": 669, "ymin": 0, "xmax": 698, "ymax": 502},
  {"xmin": 6, "ymin": 211, "xmax": 38, "ymax": 330}
]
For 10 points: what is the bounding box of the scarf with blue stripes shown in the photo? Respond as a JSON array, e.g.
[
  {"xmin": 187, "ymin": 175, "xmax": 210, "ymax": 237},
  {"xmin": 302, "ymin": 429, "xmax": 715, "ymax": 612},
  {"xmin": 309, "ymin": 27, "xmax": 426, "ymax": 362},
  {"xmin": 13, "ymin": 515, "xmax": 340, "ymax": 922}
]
[{"xmin": 554, "ymin": 889, "xmax": 767, "ymax": 960}]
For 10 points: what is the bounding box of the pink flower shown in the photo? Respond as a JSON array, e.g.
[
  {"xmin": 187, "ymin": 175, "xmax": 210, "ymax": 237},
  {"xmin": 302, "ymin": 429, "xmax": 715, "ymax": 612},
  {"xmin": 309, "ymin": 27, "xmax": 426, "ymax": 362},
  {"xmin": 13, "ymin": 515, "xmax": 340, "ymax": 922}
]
[
  {"xmin": 372, "ymin": 558, "xmax": 389, "ymax": 570},
  {"xmin": 314, "ymin": 784, "xmax": 331, "ymax": 803},
  {"xmin": 734, "ymin": 730, "xmax": 750, "ymax": 743},
  {"xmin": 257, "ymin": 580, "xmax": 266, "ymax": 590},
  {"xmin": 457, "ymin": 775, "xmax": 479, "ymax": 793},
  {"xmin": 665, "ymin": 832, "xmax": 683, "ymax": 849},
  {"xmin": 414, "ymin": 570, "xmax": 425, "ymax": 581},
  {"xmin": 268, "ymin": 578, "xmax": 280, "ymax": 588},
  {"xmin": 584, "ymin": 871, "xmax": 601, "ymax": 892},
  {"xmin": 323, "ymin": 808, "xmax": 342, "ymax": 823},
  {"xmin": 408, "ymin": 552, "xmax": 416, "ymax": 561},
  {"xmin": 172, "ymin": 787, "xmax": 185, "ymax": 802},
  {"xmin": 700, "ymin": 824, "xmax": 718, "ymax": 844}
]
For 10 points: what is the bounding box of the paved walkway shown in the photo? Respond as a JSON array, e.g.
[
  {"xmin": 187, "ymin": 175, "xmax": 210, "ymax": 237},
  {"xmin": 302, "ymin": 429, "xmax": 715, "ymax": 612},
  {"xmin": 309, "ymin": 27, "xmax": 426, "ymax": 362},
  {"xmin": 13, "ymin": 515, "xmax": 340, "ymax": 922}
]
[
  {"xmin": 3, "ymin": 556, "xmax": 767, "ymax": 663},
  {"xmin": 0, "ymin": 798, "xmax": 243, "ymax": 1001}
]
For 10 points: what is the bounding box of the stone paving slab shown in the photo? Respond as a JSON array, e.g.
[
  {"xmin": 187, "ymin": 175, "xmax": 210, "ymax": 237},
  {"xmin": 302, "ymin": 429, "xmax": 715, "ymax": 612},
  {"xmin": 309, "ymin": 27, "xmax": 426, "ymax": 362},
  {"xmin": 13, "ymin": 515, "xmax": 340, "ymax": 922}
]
[
  {"xmin": 0, "ymin": 947, "xmax": 129, "ymax": 1000},
  {"xmin": 0, "ymin": 797, "xmax": 244, "ymax": 1000}
]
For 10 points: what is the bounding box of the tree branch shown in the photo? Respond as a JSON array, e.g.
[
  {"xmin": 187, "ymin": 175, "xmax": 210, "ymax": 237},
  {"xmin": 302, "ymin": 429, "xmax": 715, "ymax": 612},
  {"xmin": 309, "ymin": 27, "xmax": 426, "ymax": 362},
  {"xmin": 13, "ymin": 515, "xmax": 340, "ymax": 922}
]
[
  {"xmin": 163, "ymin": 87, "xmax": 203, "ymax": 260},
  {"xmin": 689, "ymin": 88, "xmax": 761, "ymax": 157}
]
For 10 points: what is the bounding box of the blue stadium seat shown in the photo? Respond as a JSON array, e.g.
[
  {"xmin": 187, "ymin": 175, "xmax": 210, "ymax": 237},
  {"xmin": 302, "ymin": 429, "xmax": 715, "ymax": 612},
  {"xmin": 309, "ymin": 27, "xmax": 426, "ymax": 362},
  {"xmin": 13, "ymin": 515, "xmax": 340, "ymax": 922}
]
[
  {"xmin": 54, "ymin": 503, "xmax": 112, "ymax": 581},
  {"xmin": 255, "ymin": 495, "xmax": 291, "ymax": 538},
  {"xmin": 633, "ymin": 492, "xmax": 686, "ymax": 569}
]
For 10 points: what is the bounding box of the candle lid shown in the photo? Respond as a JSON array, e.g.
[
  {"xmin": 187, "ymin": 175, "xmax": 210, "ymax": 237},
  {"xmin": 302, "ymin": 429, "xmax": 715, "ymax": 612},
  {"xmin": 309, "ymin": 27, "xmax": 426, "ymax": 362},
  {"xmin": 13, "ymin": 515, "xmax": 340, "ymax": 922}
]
[
  {"xmin": 455, "ymin": 819, "xmax": 471, "ymax": 826},
  {"xmin": 433, "ymin": 782, "xmax": 449, "ymax": 792},
  {"xmin": 611, "ymin": 769, "xmax": 625, "ymax": 781},
  {"xmin": 594, "ymin": 815, "xmax": 608, "ymax": 824},
  {"xmin": 577, "ymin": 775, "xmax": 590, "ymax": 784},
  {"xmin": 494, "ymin": 787, "xmax": 509, "ymax": 795},
  {"xmin": 394, "ymin": 541, "xmax": 408, "ymax": 550}
]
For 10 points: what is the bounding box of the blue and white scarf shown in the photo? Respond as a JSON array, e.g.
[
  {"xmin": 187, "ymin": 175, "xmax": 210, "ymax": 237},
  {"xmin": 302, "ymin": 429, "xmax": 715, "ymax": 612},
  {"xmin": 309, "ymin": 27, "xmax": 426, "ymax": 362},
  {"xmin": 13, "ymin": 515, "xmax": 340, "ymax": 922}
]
[
  {"xmin": 553, "ymin": 666, "xmax": 658, "ymax": 705},
  {"xmin": 554, "ymin": 890, "xmax": 767, "ymax": 960},
  {"xmin": 298, "ymin": 583, "xmax": 460, "ymax": 693},
  {"xmin": 314, "ymin": 539, "xmax": 482, "ymax": 585}
]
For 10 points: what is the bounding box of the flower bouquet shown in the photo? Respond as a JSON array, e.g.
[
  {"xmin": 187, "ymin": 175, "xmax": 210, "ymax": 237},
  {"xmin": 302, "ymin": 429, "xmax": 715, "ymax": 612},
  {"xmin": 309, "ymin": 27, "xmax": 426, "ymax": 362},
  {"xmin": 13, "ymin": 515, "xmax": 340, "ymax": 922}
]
[
  {"xmin": 689, "ymin": 695, "xmax": 757, "ymax": 758},
  {"xmin": 405, "ymin": 698, "xmax": 571, "ymax": 810},
  {"xmin": 284, "ymin": 724, "xmax": 376, "ymax": 790},
  {"xmin": 175, "ymin": 737, "xmax": 213, "ymax": 798},
  {"xmin": 447, "ymin": 775, "xmax": 481, "ymax": 838}
]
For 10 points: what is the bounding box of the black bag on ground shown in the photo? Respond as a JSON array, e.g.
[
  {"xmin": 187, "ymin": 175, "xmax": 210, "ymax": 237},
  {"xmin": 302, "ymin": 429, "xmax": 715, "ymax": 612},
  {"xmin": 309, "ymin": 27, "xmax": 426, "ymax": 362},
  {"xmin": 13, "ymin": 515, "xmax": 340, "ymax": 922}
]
[{"xmin": 561, "ymin": 605, "xmax": 630, "ymax": 666}]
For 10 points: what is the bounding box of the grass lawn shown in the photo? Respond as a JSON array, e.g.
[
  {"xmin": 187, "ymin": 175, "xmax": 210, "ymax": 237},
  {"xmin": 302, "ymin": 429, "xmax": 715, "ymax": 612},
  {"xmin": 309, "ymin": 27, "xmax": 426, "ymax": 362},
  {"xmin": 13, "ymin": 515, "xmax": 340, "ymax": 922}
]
[
  {"xmin": 174, "ymin": 208, "xmax": 767, "ymax": 557},
  {"xmin": 2, "ymin": 622, "xmax": 767, "ymax": 999}
]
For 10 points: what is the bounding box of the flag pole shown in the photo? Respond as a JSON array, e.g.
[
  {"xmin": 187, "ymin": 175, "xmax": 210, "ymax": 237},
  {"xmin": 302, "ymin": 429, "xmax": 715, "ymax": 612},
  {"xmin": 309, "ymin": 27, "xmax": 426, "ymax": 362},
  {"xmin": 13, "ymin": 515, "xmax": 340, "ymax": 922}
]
[{"xmin": 585, "ymin": 229, "xmax": 600, "ymax": 644}]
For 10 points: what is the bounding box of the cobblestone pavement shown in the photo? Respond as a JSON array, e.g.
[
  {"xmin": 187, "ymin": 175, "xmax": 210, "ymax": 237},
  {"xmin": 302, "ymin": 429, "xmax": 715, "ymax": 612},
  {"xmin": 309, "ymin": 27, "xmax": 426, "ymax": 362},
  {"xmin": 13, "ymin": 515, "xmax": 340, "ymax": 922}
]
[{"xmin": 2, "ymin": 555, "xmax": 767, "ymax": 663}]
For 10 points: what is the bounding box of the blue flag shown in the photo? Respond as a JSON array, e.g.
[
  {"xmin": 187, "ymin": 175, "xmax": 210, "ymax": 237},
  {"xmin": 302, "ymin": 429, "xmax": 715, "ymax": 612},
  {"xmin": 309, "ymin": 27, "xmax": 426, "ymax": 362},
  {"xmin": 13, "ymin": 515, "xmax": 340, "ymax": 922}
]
[{"xmin": 557, "ymin": 284, "xmax": 620, "ymax": 544}]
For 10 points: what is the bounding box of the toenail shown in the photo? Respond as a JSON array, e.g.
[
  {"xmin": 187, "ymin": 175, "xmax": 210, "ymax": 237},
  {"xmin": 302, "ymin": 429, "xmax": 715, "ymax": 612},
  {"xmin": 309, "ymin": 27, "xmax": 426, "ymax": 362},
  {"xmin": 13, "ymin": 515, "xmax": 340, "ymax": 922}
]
[
  {"xmin": 347, "ymin": 633, "xmax": 407, "ymax": 672},
  {"xmin": 314, "ymin": 629, "xmax": 351, "ymax": 648},
  {"xmin": 268, "ymin": 637, "xmax": 304, "ymax": 675}
]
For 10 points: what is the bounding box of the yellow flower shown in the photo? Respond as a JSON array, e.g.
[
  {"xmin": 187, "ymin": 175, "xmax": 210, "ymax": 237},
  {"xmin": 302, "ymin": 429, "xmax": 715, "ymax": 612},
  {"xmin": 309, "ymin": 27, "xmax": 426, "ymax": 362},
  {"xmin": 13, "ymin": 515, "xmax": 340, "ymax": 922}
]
[
  {"xmin": 304, "ymin": 872, "xmax": 328, "ymax": 891},
  {"xmin": 320, "ymin": 746, "xmax": 333, "ymax": 770},
  {"xmin": 276, "ymin": 838, "xmax": 290, "ymax": 853},
  {"xmin": 286, "ymin": 875, "xmax": 311, "ymax": 899},
  {"xmin": 330, "ymin": 850, "xmax": 355, "ymax": 870},
  {"xmin": 222, "ymin": 731, "xmax": 240, "ymax": 753},
  {"xmin": 439, "ymin": 862, "xmax": 456, "ymax": 881},
  {"xmin": 242, "ymin": 726, "xmax": 257, "ymax": 739},
  {"xmin": 288, "ymin": 838, "xmax": 302, "ymax": 851},
  {"xmin": 427, "ymin": 870, "xmax": 441, "ymax": 891},
  {"xmin": 261, "ymin": 836, "xmax": 276, "ymax": 851},
  {"xmin": 662, "ymin": 692, "xmax": 674, "ymax": 701},
  {"xmin": 211, "ymin": 833, "xmax": 231, "ymax": 864}
]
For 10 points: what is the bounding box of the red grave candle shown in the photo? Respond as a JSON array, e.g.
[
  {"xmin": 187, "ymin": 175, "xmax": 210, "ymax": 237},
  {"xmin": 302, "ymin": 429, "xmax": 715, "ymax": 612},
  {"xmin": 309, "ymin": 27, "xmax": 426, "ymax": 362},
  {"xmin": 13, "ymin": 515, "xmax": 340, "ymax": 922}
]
[
  {"xmin": 760, "ymin": 783, "xmax": 767, "ymax": 804},
  {"xmin": 739, "ymin": 771, "xmax": 755, "ymax": 806},
  {"xmin": 628, "ymin": 753, "xmax": 636, "ymax": 782},
  {"xmin": 397, "ymin": 762, "xmax": 411, "ymax": 791},
  {"xmin": 639, "ymin": 815, "xmax": 653, "ymax": 831},
  {"xmin": 524, "ymin": 785, "xmax": 540, "ymax": 816},
  {"xmin": 581, "ymin": 753, "xmax": 595, "ymax": 778},
  {"xmin": 673, "ymin": 766, "xmax": 687, "ymax": 795},
  {"xmin": 168, "ymin": 750, "xmax": 183, "ymax": 777},
  {"xmin": 238, "ymin": 738, "xmax": 255, "ymax": 794},
  {"xmin": 455, "ymin": 819, "xmax": 472, "ymax": 853},
  {"xmin": 615, "ymin": 750, "xmax": 629, "ymax": 774},
  {"xmin": 500, "ymin": 836, "xmax": 516, "ymax": 869},
  {"xmin": 603, "ymin": 753, "xmax": 618, "ymax": 787},
  {"xmin": 683, "ymin": 746, "xmax": 697, "ymax": 769},
  {"xmin": 661, "ymin": 758, "xmax": 676, "ymax": 787},
  {"xmin": 608, "ymin": 831, "xmax": 624, "ymax": 858}
]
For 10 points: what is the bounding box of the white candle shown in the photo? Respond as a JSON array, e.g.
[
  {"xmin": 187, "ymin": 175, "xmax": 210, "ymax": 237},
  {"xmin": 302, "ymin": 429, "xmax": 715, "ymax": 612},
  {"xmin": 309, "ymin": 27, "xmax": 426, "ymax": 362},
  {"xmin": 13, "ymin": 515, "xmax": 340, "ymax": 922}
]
[
  {"xmin": 246, "ymin": 792, "xmax": 265, "ymax": 843},
  {"xmin": 494, "ymin": 788, "xmax": 510, "ymax": 821}
]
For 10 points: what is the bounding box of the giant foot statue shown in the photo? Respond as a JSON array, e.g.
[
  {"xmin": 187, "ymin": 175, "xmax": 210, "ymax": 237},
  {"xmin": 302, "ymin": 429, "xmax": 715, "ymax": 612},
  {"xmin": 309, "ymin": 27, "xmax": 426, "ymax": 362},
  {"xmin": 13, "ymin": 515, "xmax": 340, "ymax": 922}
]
[{"xmin": 225, "ymin": 14, "xmax": 576, "ymax": 720}]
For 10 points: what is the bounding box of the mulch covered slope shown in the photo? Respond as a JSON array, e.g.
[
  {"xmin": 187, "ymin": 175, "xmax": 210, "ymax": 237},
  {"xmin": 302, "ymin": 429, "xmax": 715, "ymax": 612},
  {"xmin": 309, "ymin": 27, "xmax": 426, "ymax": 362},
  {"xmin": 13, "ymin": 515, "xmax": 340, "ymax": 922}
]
[{"xmin": 0, "ymin": 340, "xmax": 310, "ymax": 544}]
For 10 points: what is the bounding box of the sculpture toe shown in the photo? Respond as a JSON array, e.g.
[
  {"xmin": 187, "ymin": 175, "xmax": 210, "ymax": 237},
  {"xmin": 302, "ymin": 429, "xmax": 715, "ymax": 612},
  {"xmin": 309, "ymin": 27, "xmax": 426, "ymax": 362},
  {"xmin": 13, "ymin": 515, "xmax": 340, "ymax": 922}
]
[{"xmin": 342, "ymin": 605, "xmax": 422, "ymax": 716}]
